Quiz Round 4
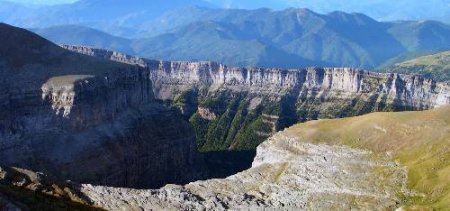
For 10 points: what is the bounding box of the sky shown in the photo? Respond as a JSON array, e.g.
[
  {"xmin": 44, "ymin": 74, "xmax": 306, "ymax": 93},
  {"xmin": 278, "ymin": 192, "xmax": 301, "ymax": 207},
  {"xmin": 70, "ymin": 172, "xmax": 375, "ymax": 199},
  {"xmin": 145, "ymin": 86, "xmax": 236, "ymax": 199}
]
[{"xmin": 4, "ymin": 0, "xmax": 76, "ymax": 5}]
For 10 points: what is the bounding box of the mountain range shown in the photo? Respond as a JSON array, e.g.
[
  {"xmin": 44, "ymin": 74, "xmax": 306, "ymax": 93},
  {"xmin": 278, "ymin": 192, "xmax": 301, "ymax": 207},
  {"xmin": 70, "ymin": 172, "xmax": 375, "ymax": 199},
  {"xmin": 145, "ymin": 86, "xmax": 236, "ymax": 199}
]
[
  {"xmin": 2, "ymin": 0, "xmax": 450, "ymax": 23},
  {"xmin": 25, "ymin": 7, "xmax": 450, "ymax": 69},
  {"xmin": 208, "ymin": 0, "xmax": 450, "ymax": 23},
  {"xmin": 0, "ymin": 0, "xmax": 213, "ymax": 37},
  {"xmin": 1, "ymin": 0, "xmax": 450, "ymax": 69}
]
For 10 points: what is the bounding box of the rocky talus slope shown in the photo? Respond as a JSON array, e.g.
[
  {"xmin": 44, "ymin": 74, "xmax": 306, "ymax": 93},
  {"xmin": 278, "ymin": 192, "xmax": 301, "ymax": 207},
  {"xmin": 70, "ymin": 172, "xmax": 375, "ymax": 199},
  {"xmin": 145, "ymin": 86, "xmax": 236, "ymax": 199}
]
[
  {"xmin": 0, "ymin": 23, "xmax": 203, "ymax": 189},
  {"xmin": 64, "ymin": 45, "xmax": 450, "ymax": 151},
  {"xmin": 81, "ymin": 141, "xmax": 405, "ymax": 210},
  {"xmin": 78, "ymin": 106, "xmax": 450, "ymax": 210}
]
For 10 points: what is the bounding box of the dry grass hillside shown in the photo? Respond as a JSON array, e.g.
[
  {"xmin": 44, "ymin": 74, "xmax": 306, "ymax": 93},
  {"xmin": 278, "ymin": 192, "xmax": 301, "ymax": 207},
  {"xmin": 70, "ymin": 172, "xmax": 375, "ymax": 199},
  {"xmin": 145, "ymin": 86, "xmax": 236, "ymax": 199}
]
[{"xmin": 284, "ymin": 106, "xmax": 450, "ymax": 210}]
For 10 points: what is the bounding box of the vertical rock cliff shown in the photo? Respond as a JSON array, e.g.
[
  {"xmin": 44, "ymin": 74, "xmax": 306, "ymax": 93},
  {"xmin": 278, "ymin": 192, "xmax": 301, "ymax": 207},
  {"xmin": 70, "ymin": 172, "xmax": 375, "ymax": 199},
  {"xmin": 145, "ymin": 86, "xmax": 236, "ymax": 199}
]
[
  {"xmin": 1, "ymin": 67, "xmax": 203, "ymax": 188},
  {"xmin": 62, "ymin": 45, "xmax": 450, "ymax": 151},
  {"xmin": 0, "ymin": 24, "xmax": 203, "ymax": 188}
]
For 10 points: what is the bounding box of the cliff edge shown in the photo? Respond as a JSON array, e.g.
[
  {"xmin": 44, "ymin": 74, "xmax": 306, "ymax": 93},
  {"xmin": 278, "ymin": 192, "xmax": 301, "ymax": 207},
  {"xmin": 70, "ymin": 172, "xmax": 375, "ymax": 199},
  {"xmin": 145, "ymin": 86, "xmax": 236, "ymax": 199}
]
[{"xmin": 80, "ymin": 106, "xmax": 450, "ymax": 210}]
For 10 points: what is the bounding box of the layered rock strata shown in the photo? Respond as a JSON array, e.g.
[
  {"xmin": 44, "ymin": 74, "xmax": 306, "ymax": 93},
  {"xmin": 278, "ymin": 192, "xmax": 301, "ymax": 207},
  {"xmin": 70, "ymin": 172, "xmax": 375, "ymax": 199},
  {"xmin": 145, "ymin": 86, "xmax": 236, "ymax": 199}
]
[
  {"xmin": 0, "ymin": 25, "xmax": 203, "ymax": 189},
  {"xmin": 0, "ymin": 69, "xmax": 202, "ymax": 188},
  {"xmin": 63, "ymin": 45, "xmax": 450, "ymax": 151},
  {"xmin": 62, "ymin": 45, "xmax": 449, "ymax": 109},
  {"xmin": 148, "ymin": 61, "xmax": 449, "ymax": 108}
]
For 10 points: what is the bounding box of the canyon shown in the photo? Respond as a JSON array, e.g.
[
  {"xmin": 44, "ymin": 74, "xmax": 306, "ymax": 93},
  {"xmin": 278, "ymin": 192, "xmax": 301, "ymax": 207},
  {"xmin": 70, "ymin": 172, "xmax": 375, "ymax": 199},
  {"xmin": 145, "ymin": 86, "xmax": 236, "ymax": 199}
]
[
  {"xmin": 64, "ymin": 45, "xmax": 449, "ymax": 151},
  {"xmin": 0, "ymin": 24, "xmax": 449, "ymax": 210}
]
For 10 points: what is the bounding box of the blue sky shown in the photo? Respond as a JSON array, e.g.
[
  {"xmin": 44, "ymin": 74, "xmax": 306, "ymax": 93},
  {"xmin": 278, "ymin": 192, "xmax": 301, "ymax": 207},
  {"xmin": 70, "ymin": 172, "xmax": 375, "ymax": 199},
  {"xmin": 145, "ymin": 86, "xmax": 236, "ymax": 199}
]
[{"xmin": 5, "ymin": 0, "xmax": 76, "ymax": 4}]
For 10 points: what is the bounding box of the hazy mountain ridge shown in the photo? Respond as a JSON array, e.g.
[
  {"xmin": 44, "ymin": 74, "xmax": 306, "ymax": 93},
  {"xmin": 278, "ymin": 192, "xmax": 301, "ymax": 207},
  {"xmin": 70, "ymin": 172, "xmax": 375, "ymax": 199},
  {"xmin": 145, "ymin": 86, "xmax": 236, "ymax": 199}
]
[
  {"xmin": 2, "ymin": 0, "xmax": 449, "ymax": 23},
  {"xmin": 31, "ymin": 7, "xmax": 450, "ymax": 69},
  {"xmin": 138, "ymin": 7, "xmax": 450, "ymax": 68},
  {"xmin": 2, "ymin": 0, "xmax": 449, "ymax": 68},
  {"xmin": 31, "ymin": 25, "xmax": 134, "ymax": 54},
  {"xmin": 0, "ymin": 0, "xmax": 214, "ymax": 37},
  {"xmin": 207, "ymin": 0, "xmax": 450, "ymax": 23}
]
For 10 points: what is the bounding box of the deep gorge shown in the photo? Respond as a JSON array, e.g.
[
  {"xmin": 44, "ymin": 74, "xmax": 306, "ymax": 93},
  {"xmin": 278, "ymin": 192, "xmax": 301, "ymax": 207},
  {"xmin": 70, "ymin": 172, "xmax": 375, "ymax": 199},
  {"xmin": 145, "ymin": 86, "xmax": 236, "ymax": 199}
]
[
  {"xmin": 0, "ymin": 32, "xmax": 448, "ymax": 192},
  {"xmin": 64, "ymin": 45, "xmax": 449, "ymax": 152}
]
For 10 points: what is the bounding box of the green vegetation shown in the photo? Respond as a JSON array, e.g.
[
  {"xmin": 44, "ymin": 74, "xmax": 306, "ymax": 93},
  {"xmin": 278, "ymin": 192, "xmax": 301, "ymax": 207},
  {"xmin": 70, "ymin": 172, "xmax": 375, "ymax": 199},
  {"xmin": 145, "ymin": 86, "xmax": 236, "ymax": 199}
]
[
  {"xmin": 186, "ymin": 88, "xmax": 417, "ymax": 152},
  {"xmin": 173, "ymin": 90, "xmax": 198, "ymax": 108},
  {"xmin": 285, "ymin": 106, "xmax": 450, "ymax": 210},
  {"xmin": 189, "ymin": 92, "xmax": 281, "ymax": 151}
]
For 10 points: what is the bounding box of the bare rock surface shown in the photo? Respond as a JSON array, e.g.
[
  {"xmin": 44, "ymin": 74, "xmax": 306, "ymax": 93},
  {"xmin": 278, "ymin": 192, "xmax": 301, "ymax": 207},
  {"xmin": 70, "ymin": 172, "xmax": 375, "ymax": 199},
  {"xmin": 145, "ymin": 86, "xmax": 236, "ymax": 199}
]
[
  {"xmin": 63, "ymin": 45, "xmax": 449, "ymax": 110},
  {"xmin": 197, "ymin": 107, "xmax": 217, "ymax": 120},
  {"xmin": 0, "ymin": 24, "xmax": 204, "ymax": 189},
  {"xmin": 81, "ymin": 133, "xmax": 406, "ymax": 210}
]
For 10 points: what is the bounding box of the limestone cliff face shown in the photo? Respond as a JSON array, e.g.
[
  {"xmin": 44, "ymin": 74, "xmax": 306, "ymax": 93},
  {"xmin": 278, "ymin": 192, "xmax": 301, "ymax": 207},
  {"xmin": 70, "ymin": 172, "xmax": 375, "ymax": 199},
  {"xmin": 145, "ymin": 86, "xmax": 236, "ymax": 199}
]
[
  {"xmin": 62, "ymin": 45, "xmax": 450, "ymax": 151},
  {"xmin": 0, "ymin": 66, "xmax": 202, "ymax": 188},
  {"xmin": 148, "ymin": 61, "xmax": 447, "ymax": 108},
  {"xmin": 61, "ymin": 45, "xmax": 449, "ymax": 109},
  {"xmin": 0, "ymin": 28, "xmax": 204, "ymax": 188}
]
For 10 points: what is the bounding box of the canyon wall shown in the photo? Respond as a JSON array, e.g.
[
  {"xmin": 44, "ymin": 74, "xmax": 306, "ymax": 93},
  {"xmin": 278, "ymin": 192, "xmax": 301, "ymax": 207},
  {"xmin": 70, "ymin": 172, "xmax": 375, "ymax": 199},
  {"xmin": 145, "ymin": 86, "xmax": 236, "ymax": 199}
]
[
  {"xmin": 148, "ymin": 60, "xmax": 447, "ymax": 107},
  {"xmin": 62, "ymin": 45, "xmax": 450, "ymax": 151},
  {"xmin": 0, "ymin": 41, "xmax": 203, "ymax": 188}
]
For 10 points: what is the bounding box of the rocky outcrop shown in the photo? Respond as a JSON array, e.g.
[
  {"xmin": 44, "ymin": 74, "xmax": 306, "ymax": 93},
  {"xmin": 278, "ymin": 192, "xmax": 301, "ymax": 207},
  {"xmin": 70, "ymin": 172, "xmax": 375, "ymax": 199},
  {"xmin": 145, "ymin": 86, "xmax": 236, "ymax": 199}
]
[
  {"xmin": 197, "ymin": 107, "xmax": 217, "ymax": 120},
  {"xmin": 0, "ymin": 165, "xmax": 103, "ymax": 210},
  {"xmin": 78, "ymin": 106, "xmax": 450, "ymax": 210},
  {"xmin": 61, "ymin": 44, "xmax": 148, "ymax": 68},
  {"xmin": 80, "ymin": 134, "xmax": 406, "ymax": 210}
]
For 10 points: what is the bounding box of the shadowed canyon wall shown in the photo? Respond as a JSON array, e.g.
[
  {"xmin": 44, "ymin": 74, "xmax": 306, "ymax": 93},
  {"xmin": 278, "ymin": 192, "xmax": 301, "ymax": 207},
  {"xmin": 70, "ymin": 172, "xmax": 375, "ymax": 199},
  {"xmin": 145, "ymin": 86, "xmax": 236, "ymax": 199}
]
[
  {"xmin": 0, "ymin": 67, "xmax": 203, "ymax": 188},
  {"xmin": 0, "ymin": 24, "xmax": 204, "ymax": 189}
]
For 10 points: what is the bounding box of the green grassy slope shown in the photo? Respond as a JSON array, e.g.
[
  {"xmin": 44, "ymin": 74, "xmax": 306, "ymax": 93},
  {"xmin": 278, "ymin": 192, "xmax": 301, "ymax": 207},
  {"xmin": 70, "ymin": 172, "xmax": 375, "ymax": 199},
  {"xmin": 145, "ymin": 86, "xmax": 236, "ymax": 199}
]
[{"xmin": 384, "ymin": 51, "xmax": 450, "ymax": 81}]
